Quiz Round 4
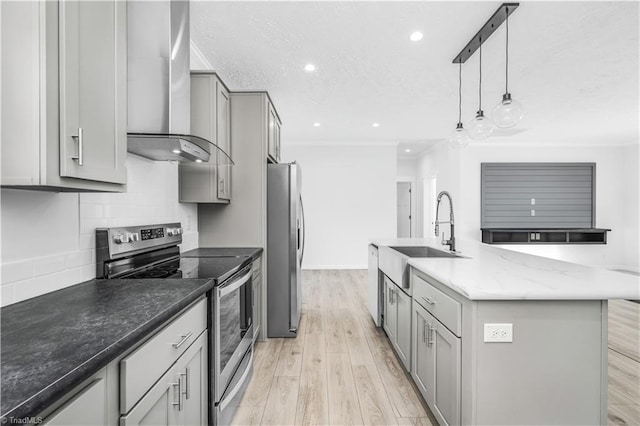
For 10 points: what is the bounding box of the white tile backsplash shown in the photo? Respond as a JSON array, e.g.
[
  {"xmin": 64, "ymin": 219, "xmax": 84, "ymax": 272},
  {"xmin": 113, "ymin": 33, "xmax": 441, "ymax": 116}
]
[{"xmin": 1, "ymin": 155, "xmax": 199, "ymax": 307}]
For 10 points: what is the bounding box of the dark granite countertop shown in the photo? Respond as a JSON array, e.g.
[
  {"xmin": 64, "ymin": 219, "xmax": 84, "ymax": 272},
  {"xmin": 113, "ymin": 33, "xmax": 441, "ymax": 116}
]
[
  {"xmin": 181, "ymin": 247, "xmax": 263, "ymax": 260},
  {"xmin": 0, "ymin": 277, "xmax": 213, "ymax": 421}
]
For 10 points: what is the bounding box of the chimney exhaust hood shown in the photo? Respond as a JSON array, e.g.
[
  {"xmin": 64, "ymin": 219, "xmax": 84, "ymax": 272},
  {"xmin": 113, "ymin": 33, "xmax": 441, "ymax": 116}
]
[{"xmin": 127, "ymin": 0, "xmax": 232, "ymax": 165}]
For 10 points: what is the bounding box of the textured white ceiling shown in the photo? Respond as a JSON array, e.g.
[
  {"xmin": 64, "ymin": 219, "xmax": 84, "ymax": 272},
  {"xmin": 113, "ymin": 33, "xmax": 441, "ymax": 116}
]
[{"xmin": 191, "ymin": 1, "xmax": 639, "ymax": 153}]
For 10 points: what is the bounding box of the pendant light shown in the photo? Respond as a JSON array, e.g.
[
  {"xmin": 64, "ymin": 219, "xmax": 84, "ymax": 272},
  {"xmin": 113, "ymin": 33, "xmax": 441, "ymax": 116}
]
[
  {"xmin": 449, "ymin": 62, "xmax": 471, "ymax": 148},
  {"xmin": 467, "ymin": 38, "xmax": 494, "ymax": 140},
  {"xmin": 491, "ymin": 7, "xmax": 524, "ymax": 128}
]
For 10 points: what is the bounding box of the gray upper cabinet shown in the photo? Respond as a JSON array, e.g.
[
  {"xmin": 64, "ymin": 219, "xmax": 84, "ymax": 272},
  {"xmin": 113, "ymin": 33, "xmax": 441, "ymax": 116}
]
[
  {"xmin": 1, "ymin": 1, "xmax": 127, "ymax": 192},
  {"xmin": 179, "ymin": 72, "xmax": 232, "ymax": 203},
  {"xmin": 267, "ymin": 103, "xmax": 282, "ymax": 163}
]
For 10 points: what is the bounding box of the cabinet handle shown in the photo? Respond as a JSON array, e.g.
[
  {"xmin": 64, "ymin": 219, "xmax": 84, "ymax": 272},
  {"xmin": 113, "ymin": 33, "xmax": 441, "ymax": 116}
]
[
  {"xmin": 220, "ymin": 178, "xmax": 225, "ymax": 192},
  {"xmin": 172, "ymin": 380, "xmax": 183, "ymax": 411},
  {"xmin": 180, "ymin": 367, "xmax": 190, "ymax": 400},
  {"xmin": 71, "ymin": 127, "xmax": 84, "ymax": 166},
  {"xmin": 428, "ymin": 325, "xmax": 435, "ymax": 346},
  {"xmin": 172, "ymin": 331, "xmax": 193, "ymax": 349},
  {"xmin": 422, "ymin": 296, "xmax": 436, "ymax": 305}
]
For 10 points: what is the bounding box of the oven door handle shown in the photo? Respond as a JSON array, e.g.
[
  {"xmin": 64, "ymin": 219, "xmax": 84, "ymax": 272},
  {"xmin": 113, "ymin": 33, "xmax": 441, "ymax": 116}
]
[{"xmin": 218, "ymin": 270, "xmax": 252, "ymax": 297}]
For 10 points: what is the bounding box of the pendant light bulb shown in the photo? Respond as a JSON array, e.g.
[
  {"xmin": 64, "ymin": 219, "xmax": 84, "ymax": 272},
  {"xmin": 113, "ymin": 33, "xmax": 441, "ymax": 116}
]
[
  {"xmin": 449, "ymin": 62, "xmax": 471, "ymax": 148},
  {"xmin": 492, "ymin": 93, "xmax": 524, "ymax": 128},
  {"xmin": 468, "ymin": 38, "xmax": 494, "ymax": 140},
  {"xmin": 492, "ymin": 8, "xmax": 524, "ymax": 128},
  {"xmin": 468, "ymin": 110, "xmax": 494, "ymax": 140},
  {"xmin": 450, "ymin": 122, "xmax": 471, "ymax": 148}
]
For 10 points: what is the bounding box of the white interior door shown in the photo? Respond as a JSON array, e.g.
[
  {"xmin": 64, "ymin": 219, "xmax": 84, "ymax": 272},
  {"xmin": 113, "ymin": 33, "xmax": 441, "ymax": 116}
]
[{"xmin": 397, "ymin": 182, "xmax": 412, "ymax": 238}]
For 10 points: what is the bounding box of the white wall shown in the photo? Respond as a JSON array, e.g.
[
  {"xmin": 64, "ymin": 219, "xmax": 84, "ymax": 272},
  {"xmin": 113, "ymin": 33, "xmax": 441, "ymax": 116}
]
[
  {"xmin": 0, "ymin": 155, "xmax": 199, "ymax": 306},
  {"xmin": 282, "ymin": 143, "xmax": 397, "ymax": 269},
  {"xmin": 415, "ymin": 142, "xmax": 640, "ymax": 271},
  {"xmin": 397, "ymin": 158, "xmax": 418, "ymax": 178}
]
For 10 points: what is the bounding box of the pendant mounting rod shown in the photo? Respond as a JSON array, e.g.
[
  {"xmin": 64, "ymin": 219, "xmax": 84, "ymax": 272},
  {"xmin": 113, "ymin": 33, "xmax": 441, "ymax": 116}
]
[{"xmin": 452, "ymin": 3, "xmax": 519, "ymax": 64}]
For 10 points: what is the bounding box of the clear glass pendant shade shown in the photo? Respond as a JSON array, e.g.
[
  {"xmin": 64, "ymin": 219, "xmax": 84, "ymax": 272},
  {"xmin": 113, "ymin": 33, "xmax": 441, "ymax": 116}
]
[
  {"xmin": 467, "ymin": 110, "xmax": 494, "ymax": 140},
  {"xmin": 449, "ymin": 123, "xmax": 471, "ymax": 148},
  {"xmin": 491, "ymin": 93, "xmax": 524, "ymax": 128}
]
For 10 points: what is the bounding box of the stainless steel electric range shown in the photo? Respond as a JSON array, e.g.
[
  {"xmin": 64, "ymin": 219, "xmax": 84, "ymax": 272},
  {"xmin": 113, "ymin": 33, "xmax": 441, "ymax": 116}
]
[{"xmin": 96, "ymin": 223, "xmax": 253, "ymax": 426}]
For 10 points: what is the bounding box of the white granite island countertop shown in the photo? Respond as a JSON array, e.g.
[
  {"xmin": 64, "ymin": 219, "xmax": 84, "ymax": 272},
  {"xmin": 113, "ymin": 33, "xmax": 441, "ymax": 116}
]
[{"xmin": 370, "ymin": 237, "xmax": 640, "ymax": 300}]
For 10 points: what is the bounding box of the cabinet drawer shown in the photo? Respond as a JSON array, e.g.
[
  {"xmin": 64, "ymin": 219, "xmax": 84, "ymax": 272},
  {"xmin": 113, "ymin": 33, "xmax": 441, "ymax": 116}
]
[
  {"xmin": 413, "ymin": 275, "xmax": 461, "ymax": 337},
  {"xmin": 120, "ymin": 298, "xmax": 207, "ymax": 414}
]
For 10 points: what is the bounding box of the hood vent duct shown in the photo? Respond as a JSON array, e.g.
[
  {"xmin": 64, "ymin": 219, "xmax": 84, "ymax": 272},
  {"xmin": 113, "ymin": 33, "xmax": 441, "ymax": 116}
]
[{"xmin": 126, "ymin": 0, "xmax": 233, "ymax": 164}]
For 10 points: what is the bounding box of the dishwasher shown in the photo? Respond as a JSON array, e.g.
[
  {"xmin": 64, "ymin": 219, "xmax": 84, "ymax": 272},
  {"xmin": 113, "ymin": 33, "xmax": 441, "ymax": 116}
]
[{"xmin": 367, "ymin": 244, "xmax": 383, "ymax": 327}]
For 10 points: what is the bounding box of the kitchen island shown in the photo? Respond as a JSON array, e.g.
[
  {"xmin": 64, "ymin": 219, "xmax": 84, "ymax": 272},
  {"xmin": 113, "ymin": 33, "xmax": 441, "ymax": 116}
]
[{"xmin": 370, "ymin": 237, "xmax": 639, "ymax": 425}]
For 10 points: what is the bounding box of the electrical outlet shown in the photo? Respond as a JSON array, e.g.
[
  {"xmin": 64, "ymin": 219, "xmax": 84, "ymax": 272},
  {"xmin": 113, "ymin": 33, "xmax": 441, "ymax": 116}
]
[{"xmin": 484, "ymin": 323, "xmax": 513, "ymax": 343}]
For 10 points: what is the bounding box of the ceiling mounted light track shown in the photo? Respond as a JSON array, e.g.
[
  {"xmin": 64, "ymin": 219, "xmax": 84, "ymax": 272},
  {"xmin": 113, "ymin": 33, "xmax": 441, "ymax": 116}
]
[{"xmin": 452, "ymin": 3, "xmax": 519, "ymax": 65}]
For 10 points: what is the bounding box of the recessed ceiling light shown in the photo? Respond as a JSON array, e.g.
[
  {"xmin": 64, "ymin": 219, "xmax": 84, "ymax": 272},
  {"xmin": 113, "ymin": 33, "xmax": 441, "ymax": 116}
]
[
  {"xmin": 372, "ymin": 123, "xmax": 380, "ymax": 128},
  {"xmin": 410, "ymin": 31, "xmax": 424, "ymax": 42},
  {"xmin": 172, "ymin": 149, "xmax": 181, "ymax": 154},
  {"xmin": 313, "ymin": 122, "xmax": 321, "ymax": 127},
  {"xmin": 405, "ymin": 149, "xmax": 411, "ymax": 153},
  {"xmin": 304, "ymin": 63, "xmax": 316, "ymax": 72}
]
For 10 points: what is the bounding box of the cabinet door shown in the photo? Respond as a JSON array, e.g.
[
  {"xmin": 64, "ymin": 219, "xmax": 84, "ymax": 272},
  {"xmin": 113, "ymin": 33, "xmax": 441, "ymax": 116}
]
[
  {"xmin": 274, "ymin": 119, "xmax": 281, "ymax": 162},
  {"xmin": 267, "ymin": 105, "xmax": 277, "ymax": 162},
  {"xmin": 121, "ymin": 365, "xmax": 180, "ymax": 426},
  {"xmin": 45, "ymin": 377, "xmax": 106, "ymax": 426},
  {"xmin": 178, "ymin": 332, "xmax": 208, "ymax": 426},
  {"xmin": 59, "ymin": 0, "xmax": 126, "ymax": 184},
  {"xmin": 383, "ymin": 277, "xmax": 396, "ymax": 341},
  {"xmin": 395, "ymin": 287, "xmax": 412, "ymax": 371},
  {"xmin": 216, "ymin": 82, "xmax": 231, "ymax": 200},
  {"xmin": 411, "ymin": 302, "xmax": 430, "ymax": 399},
  {"xmin": 426, "ymin": 311, "xmax": 461, "ymax": 426}
]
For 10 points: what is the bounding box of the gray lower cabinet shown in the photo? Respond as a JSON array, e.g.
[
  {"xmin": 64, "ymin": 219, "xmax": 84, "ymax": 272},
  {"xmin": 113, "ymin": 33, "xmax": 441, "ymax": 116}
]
[
  {"xmin": 412, "ymin": 300, "xmax": 461, "ymax": 426},
  {"xmin": 1, "ymin": 0, "xmax": 127, "ymax": 191},
  {"xmin": 383, "ymin": 275, "xmax": 411, "ymax": 371},
  {"xmin": 43, "ymin": 373, "xmax": 107, "ymax": 426},
  {"xmin": 121, "ymin": 331, "xmax": 207, "ymax": 426},
  {"xmin": 121, "ymin": 299, "xmax": 208, "ymax": 426},
  {"xmin": 179, "ymin": 72, "xmax": 231, "ymax": 203}
]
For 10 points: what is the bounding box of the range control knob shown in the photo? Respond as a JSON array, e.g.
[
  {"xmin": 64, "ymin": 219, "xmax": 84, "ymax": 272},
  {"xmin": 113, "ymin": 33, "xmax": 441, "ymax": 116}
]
[
  {"xmin": 168, "ymin": 227, "xmax": 183, "ymax": 237},
  {"xmin": 129, "ymin": 233, "xmax": 140, "ymax": 242},
  {"xmin": 114, "ymin": 234, "xmax": 129, "ymax": 244}
]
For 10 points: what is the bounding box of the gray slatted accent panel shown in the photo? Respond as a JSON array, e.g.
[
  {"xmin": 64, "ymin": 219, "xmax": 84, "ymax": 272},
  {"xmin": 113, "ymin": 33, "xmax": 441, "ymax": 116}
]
[{"xmin": 481, "ymin": 163, "xmax": 595, "ymax": 229}]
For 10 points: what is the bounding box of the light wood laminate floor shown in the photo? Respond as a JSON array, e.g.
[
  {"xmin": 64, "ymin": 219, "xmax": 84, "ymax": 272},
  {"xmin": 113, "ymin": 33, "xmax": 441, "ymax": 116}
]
[{"xmin": 232, "ymin": 270, "xmax": 640, "ymax": 426}]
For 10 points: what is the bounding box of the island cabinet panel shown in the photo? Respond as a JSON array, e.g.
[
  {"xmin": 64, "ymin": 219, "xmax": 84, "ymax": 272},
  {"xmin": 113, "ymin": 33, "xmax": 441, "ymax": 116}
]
[
  {"xmin": 409, "ymin": 267, "xmax": 608, "ymax": 426},
  {"xmin": 411, "ymin": 300, "xmax": 461, "ymax": 426},
  {"xmin": 382, "ymin": 274, "xmax": 411, "ymax": 371}
]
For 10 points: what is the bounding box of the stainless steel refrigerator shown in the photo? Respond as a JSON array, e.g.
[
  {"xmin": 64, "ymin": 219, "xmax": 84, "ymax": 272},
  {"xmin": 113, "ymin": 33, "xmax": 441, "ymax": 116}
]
[{"xmin": 267, "ymin": 162, "xmax": 305, "ymax": 338}]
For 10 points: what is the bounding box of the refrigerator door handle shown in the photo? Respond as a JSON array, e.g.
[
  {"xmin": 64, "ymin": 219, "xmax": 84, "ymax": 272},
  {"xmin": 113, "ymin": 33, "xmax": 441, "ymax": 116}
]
[{"xmin": 300, "ymin": 194, "xmax": 306, "ymax": 266}]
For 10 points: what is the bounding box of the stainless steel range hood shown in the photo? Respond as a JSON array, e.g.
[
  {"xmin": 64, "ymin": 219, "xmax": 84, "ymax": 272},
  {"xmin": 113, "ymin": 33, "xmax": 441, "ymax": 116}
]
[{"xmin": 127, "ymin": 0, "xmax": 232, "ymax": 165}]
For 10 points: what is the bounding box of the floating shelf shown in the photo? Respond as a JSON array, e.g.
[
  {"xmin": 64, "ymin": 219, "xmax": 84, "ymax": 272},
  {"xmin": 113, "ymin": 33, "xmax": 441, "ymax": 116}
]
[{"xmin": 481, "ymin": 228, "xmax": 611, "ymax": 245}]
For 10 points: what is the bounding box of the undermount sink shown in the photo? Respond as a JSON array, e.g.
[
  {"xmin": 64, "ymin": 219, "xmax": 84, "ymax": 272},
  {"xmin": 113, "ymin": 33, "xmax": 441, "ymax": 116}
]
[{"xmin": 389, "ymin": 246, "xmax": 460, "ymax": 258}]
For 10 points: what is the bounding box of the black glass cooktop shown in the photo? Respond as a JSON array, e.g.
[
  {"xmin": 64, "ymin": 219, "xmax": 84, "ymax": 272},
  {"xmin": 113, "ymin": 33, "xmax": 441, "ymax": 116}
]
[{"xmin": 120, "ymin": 256, "xmax": 251, "ymax": 284}]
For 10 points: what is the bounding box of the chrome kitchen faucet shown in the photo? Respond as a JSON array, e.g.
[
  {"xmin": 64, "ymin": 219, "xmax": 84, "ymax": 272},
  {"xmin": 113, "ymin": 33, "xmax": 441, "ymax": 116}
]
[{"xmin": 435, "ymin": 191, "xmax": 456, "ymax": 252}]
